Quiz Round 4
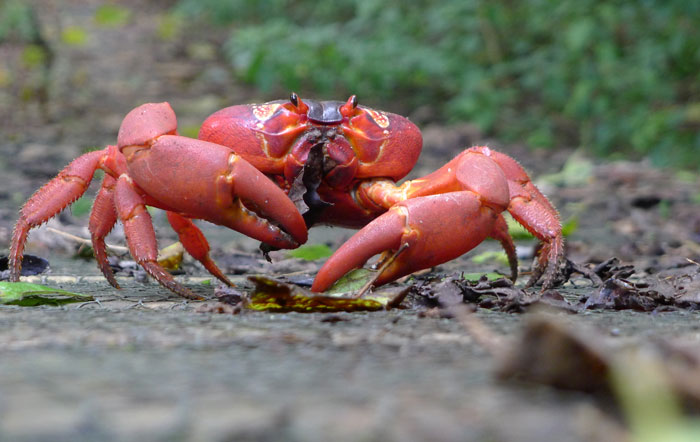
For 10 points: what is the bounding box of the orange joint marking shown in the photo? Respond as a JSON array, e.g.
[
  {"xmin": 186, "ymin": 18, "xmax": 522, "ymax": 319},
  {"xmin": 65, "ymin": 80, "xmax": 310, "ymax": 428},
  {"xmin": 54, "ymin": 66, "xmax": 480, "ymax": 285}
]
[
  {"xmin": 61, "ymin": 175, "xmax": 89, "ymax": 187},
  {"xmin": 254, "ymin": 132, "xmax": 270, "ymax": 158},
  {"xmin": 367, "ymin": 109, "xmax": 390, "ymax": 128},
  {"xmin": 225, "ymin": 153, "xmax": 240, "ymax": 186},
  {"xmin": 388, "ymin": 205, "xmax": 414, "ymax": 238},
  {"xmin": 252, "ymin": 103, "xmax": 281, "ymax": 121},
  {"xmin": 399, "ymin": 179, "xmax": 423, "ymax": 201},
  {"xmin": 376, "ymin": 139, "xmax": 388, "ymax": 158}
]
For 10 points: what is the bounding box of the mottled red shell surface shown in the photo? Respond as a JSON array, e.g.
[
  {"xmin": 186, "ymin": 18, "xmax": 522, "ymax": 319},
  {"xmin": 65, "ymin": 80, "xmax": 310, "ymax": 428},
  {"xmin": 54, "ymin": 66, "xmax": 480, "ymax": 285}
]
[{"xmin": 198, "ymin": 101, "xmax": 422, "ymax": 182}]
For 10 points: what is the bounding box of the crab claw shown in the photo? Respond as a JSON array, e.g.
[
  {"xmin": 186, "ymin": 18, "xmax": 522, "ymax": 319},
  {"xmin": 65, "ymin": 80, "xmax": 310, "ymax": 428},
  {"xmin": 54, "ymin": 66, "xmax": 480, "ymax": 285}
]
[
  {"xmin": 118, "ymin": 102, "xmax": 308, "ymax": 250},
  {"xmin": 212, "ymin": 155, "xmax": 308, "ymax": 248},
  {"xmin": 312, "ymin": 191, "xmax": 501, "ymax": 292}
]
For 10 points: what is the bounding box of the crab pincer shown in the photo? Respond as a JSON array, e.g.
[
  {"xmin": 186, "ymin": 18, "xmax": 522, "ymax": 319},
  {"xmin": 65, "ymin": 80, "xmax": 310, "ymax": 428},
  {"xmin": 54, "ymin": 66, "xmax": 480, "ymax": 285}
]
[
  {"xmin": 117, "ymin": 103, "xmax": 308, "ymax": 250},
  {"xmin": 311, "ymin": 191, "xmax": 508, "ymax": 292}
]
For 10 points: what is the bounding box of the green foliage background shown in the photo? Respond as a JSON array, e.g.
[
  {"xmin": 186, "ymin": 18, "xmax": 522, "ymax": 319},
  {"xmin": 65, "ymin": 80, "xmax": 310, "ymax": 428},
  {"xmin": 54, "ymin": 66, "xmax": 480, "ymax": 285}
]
[{"xmin": 176, "ymin": 0, "xmax": 700, "ymax": 168}]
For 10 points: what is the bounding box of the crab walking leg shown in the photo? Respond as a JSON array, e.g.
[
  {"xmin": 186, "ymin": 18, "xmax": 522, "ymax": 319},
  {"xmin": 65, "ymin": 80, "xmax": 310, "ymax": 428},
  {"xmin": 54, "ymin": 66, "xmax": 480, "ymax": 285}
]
[
  {"xmin": 483, "ymin": 148, "xmax": 563, "ymax": 287},
  {"xmin": 89, "ymin": 174, "xmax": 120, "ymax": 288},
  {"xmin": 114, "ymin": 174, "xmax": 202, "ymax": 300},
  {"xmin": 9, "ymin": 149, "xmax": 107, "ymax": 280},
  {"xmin": 166, "ymin": 211, "xmax": 233, "ymax": 286},
  {"xmin": 359, "ymin": 146, "xmax": 563, "ymax": 289},
  {"xmin": 312, "ymin": 191, "xmax": 499, "ymax": 292},
  {"xmin": 490, "ymin": 214, "xmax": 518, "ymax": 282}
]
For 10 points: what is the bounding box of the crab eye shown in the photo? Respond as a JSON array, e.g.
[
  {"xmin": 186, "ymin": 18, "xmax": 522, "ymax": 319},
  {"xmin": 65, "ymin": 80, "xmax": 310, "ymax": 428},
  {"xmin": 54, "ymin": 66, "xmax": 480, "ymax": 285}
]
[
  {"xmin": 289, "ymin": 92, "xmax": 309, "ymax": 113},
  {"xmin": 340, "ymin": 95, "xmax": 359, "ymax": 117}
]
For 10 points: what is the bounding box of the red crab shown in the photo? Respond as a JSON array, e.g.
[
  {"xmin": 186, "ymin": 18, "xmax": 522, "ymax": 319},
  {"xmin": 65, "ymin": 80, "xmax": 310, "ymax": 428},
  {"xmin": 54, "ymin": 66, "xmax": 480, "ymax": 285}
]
[{"xmin": 9, "ymin": 94, "xmax": 564, "ymax": 299}]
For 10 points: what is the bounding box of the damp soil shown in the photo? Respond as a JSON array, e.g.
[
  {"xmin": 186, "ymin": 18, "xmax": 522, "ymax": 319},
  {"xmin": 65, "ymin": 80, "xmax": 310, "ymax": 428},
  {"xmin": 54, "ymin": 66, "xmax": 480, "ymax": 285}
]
[
  {"xmin": 5, "ymin": 255, "xmax": 700, "ymax": 442},
  {"xmin": 4, "ymin": 155, "xmax": 700, "ymax": 441}
]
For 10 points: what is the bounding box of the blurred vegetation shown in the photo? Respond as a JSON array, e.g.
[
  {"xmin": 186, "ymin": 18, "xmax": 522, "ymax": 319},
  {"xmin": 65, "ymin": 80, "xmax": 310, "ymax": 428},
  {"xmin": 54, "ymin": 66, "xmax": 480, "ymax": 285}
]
[
  {"xmin": 0, "ymin": 0, "xmax": 42, "ymax": 43},
  {"xmin": 175, "ymin": 0, "xmax": 700, "ymax": 168},
  {"xmin": 0, "ymin": 0, "xmax": 51, "ymax": 110}
]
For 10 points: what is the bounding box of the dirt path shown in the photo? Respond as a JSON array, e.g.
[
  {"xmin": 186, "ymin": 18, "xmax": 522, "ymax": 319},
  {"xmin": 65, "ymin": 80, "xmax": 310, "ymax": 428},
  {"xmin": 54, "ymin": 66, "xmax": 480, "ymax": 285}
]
[
  {"xmin": 4, "ymin": 263, "xmax": 700, "ymax": 441},
  {"xmin": 2, "ymin": 250, "xmax": 700, "ymax": 441}
]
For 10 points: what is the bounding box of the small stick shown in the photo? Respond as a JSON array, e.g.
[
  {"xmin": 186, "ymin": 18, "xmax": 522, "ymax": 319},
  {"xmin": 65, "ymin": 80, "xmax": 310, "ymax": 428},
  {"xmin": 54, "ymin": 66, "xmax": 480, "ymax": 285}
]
[
  {"xmin": 78, "ymin": 298, "xmax": 103, "ymax": 309},
  {"xmin": 686, "ymin": 258, "xmax": 700, "ymax": 267},
  {"xmin": 47, "ymin": 227, "xmax": 128, "ymax": 254},
  {"xmin": 452, "ymin": 304, "xmax": 506, "ymax": 358},
  {"xmin": 353, "ymin": 242, "xmax": 410, "ymax": 299}
]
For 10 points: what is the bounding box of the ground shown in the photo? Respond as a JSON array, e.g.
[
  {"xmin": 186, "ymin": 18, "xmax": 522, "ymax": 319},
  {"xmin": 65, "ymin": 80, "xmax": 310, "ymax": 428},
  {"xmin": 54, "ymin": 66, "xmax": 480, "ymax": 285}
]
[{"xmin": 3, "ymin": 1, "xmax": 700, "ymax": 441}]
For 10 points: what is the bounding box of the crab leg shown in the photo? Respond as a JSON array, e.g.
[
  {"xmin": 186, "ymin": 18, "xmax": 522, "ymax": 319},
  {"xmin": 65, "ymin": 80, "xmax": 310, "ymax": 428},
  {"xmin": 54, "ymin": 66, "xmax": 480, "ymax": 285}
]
[
  {"xmin": 484, "ymin": 149, "xmax": 563, "ymax": 287},
  {"xmin": 114, "ymin": 174, "xmax": 202, "ymax": 300},
  {"xmin": 490, "ymin": 214, "xmax": 518, "ymax": 282},
  {"xmin": 166, "ymin": 211, "xmax": 233, "ymax": 286},
  {"xmin": 9, "ymin": 148, "xmax": 107, "ymax": 281},
  {"xmin": 89, "ymin": 173, "xmax": 120, "ymax": 288}
]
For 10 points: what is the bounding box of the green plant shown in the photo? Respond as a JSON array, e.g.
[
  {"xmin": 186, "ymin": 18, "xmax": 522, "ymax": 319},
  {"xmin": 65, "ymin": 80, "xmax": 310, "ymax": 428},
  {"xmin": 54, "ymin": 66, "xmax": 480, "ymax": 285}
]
[
  {"xmin": 175, "ymin": 0, "xmax": 700, "ymax": 168},
  {"xmin": 0, "ymin": 0, "xmax": 41, "ymax": 42}
]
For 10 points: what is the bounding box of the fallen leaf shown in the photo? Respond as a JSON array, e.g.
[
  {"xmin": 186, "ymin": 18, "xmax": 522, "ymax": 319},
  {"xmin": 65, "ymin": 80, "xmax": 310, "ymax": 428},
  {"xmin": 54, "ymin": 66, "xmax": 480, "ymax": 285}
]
[
  {"xmin": 497, "ymin": 315, "xmax": 700, "ymax": 418},
  {"xmin": 247, "ymin": 276, "xmax": 407, "ymax": 312},
  {"xmin": 0, "ymin": 281, "xmax": 93, "ymax": 306},
  {"xmin": 157, "ymin": 242, "xmax": 184, "ymax": 270},
  {"xmin": 410, "ymin": 273, "xmax": 576, "ymax": 313},
  {"xmin": 287, "ymin": 244, "xmax": 333, "ymax": 261},
  {"xmin": 326, "ymin": 268, "xmax": 376, "ymax": 294},
  {"xmin": 497, "ymin": 316, "xmax": 611, "ymax": 393}
]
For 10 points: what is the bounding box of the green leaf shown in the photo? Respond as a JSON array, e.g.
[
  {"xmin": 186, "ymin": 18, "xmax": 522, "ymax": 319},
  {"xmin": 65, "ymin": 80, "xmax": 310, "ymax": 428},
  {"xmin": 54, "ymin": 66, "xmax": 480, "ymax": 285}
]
[
  {"xmin": 561, "ymin": 217, "xmax": 579, "ymax": 237},
  {"xmin": 326, "ymin": 268, "xmax": 375, "ymax": 294},
  {"xmin": 156, "ymin": 13, "xmax": 183, "ymax": 41},
  {"xmin": 61, "ymin": 26, "xmax": 88, "ymax": 46},
  {"xmin": 461, "ymin": 272, "xmax": 504, "ymax": 282},
  {"xmin": 21, "ymin": 44, "xmax": 47, "ymax": 68},
  {"xmin": 70, "ymin": 195, "xmax": 93, "ymax": 218},
  {"xmin": 537, "ymin": 153, "xmax": 594, "ymax": 188},
  {"xmin": 470, "ymin": 250, "xmax": 510, "ymax": 266},
  {"xmin": 287, "ymin": 244, "xmax": 333, "ymax": 261},
  {"xmin": 247, "ymin": 276, "xmax": 407, "ymax": 312},
  {"xmin": 94, "ymin": 4, "xmax": 131, "ymax": 28},
  {"xmin": 505, "ymin": 215, "xmax": 534, "ymax": 240},
  {"xmin": 0, "ymin": 281, "xmax": 93, "ymax": 306},
  {"xmin": 178, "ymin": 125, "xmax": 200, "ymax": 139}
]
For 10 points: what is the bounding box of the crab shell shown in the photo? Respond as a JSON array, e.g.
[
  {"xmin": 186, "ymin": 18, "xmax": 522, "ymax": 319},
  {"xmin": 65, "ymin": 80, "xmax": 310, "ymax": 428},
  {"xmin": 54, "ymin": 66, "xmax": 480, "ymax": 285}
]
[{"xmin": 197, "ymin": 97, "xmax": 423, "ymax": 227}]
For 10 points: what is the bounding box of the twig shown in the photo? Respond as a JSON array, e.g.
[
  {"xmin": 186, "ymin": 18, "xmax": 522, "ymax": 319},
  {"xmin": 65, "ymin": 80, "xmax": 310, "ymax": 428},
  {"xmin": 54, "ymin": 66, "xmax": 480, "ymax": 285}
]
[
  {"xmin": 170, "ymin": 300, "xmax": 189, "ymax": 310},
  {"xmin": 127, "ymin": 299, "xmax": 152, "ymax": 310},
  {"xmin": 47, "ymin": 227, "xmax": 128, "ymax": 254},
  {"xmin": 353, "ymin": 243, "xmax": 410, "ymax": 299},
  {"xmin": 78, "ymin": 298, "xmax": 103, "ymax": 309},
  {"xmin": 451, "ymin": 304, "xmax": 506, "ymax": 358}
]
